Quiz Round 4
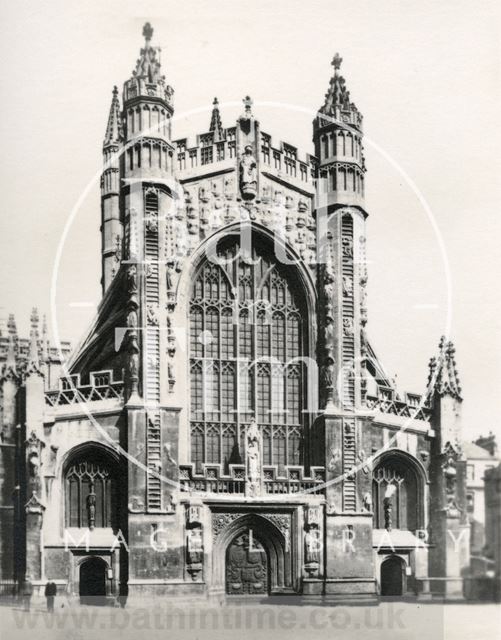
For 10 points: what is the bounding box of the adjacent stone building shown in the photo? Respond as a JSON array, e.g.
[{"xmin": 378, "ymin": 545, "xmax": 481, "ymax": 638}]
[
  {"xmin": 484, "ymin": 463, "xmax": 501, "ymax": 601},
  {"xmin": 0, "ymin": 24, "xmax": 470, "ymax": 603},
  {"xmin": 463, "ymin": 436, "xmax": 499, "ymax": 554}
]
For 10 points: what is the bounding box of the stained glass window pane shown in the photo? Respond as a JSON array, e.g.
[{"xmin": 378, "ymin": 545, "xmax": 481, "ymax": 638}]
[
  {"xmin": 274, "ymin": 429, "xmax": 286, "ymax": 467},
  {"xmin": 191, "ymin": 427, "xmax": 204, "ymax": 474},
  {"xmin": 205, "ymin": 308, "xmax": 219, "ymax": 359},
  {"xmin": 221, "ymin": 309, "xmax": 233, "ymax": 359},
  {"xmin": 221, "ymin": 363, "xmax": 235, "ymax": 420},
  {"xmin": 272, "ymin": 312, "xmax": 286, "ymax": 361},
  {"xmin": 239, "ymin": 310, "xmax": 252, "ymax": 359},
  {"xmin": 207, "ymin": 427, "xmax": 220, "ymax": 464},
  {"xmin": 190, "ymin": 306, "xmax": 203, "ymax": 357}
]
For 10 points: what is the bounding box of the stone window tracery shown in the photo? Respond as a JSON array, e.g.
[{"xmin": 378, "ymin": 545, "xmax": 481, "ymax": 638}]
[
  {"xmin": 372, "ymin": 457, "xmax": 420, "ymax": 531},
  {"xmin": 189, "ymin": 237, "xmax": 308, "ymax": 472},
  {"xmin": 65, "ymin": 454, "xmax": 117, "ymax": 529}
]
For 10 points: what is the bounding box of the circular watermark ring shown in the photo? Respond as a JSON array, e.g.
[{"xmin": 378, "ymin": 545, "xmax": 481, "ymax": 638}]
[{"xmin": 49, "ymin": 99, "xmax": 452, "ymax": 500}]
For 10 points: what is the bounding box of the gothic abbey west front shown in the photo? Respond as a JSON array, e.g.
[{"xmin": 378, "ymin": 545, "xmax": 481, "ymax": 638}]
[{"xmin": 0, "ymin": 24, "xmax": 470, "ymax": 603}]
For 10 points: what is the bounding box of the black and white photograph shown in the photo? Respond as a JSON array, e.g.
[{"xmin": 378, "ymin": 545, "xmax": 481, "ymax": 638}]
[{"xmin": 0, "ymin": 1, "xmax": 499, "ymax": 638}]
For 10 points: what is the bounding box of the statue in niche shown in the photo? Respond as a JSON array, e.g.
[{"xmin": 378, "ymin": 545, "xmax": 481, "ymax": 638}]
[
  {"xmin": 239, "ymin": 145, "xmax": 257, "ymax": 200},
  {"xmin": 246, "ymin": 419, "xmax": 262, "ymax": 496},
  {"xmin": 325, "ymin": 317, "xmax": 335, "ymax": 351},
  {"xmin": 187, "ymin": 528, "xmax": 203, "ymax": 564},
  {"xmin": 166, "ymin": 260, "xmax": 176, "ymax": 292},
  {"xmin": 247, "ymin": 419, "xmax": 261, "ymax": 481},
  {"xmin": 305, "ymin": 528, "xmax": 321, "ymax": 564},
  {"xmin": 87, "ymin": 491, "xmax": 96, "ymax": 530},
  {"xmin": 328, "ymin": 446, "xmax": 341, "ymax": 472},
  {"xmin": 383, "ymin": 498, "xmax": 392, "ymax": 530}
]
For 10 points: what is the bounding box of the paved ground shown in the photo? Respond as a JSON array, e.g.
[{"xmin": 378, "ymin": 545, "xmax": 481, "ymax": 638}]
[{"xmin": 1, "ymin": 598, "xmax": 499, "ymax": 640}]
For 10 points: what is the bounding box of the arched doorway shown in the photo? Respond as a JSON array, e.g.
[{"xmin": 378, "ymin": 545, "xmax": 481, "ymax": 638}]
[
  {"xmin": 226, "ymin": 531, "xmax": 268, "ymax": 595},
  {"xmin": 212, "ymin": 513, "xmax": 293, "ymax": 596},
  {"xmin": 79, "ymin": 557, "xmax": 107, "ymax": 605},
  {"xmin": 380, "ymin": 555, "xmax": 405, "ymax": 596}
]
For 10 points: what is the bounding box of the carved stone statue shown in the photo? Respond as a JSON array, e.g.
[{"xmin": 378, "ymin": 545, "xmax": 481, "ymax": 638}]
[
  {"xmin": 187, "ymin": 528, "xmax": 203, "ymax": 565},
  {"xmin": 239, "ymin": 145, "xmax": 257, "ymax": 200},
  {"xmin": 247, "ymin": 421, "xmax": 261, "ymax": 479},
  {"xmin": 87, "ymin": 492, "xmax": 96, "ymax": 530},
  {"xmin": 383, "ymin": 496, "xmax": 392, "ymax": 531},
  {"xmin": 246, "ymin": 419, "xmax": 262, "ymax": 496},
  {"xmin": 305, "ymin": 528, "xmax": 321, "ymax": 564}
]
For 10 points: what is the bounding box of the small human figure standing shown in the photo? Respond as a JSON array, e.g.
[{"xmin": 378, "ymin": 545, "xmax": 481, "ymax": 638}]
[
  {"xmin": 21, "ymin": 576, "xmax": 33, "ymax": 611},
  {"xmin": 118, "ymin": 582, "xmax": 128, "ymax": 609},
  {"xmin": 44, "ymin": 580, "xmax": 57, "ymax": 613}
]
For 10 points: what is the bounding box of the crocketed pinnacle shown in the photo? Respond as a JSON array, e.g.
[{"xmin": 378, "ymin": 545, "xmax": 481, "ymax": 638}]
[
  {"xmin": 104, "ymin": 86, "xmax": 121, "ymax": 146},
  {"xmin": 7, "ymin": 313, "xmax": 17, "ymax": 338},
  {"xmin": 133, "ymin": 22, "xmax": 163, "ymax": 84},
  {"xmin": 209, "ymin": 97, "xmax": 224, "ymax": 140},
  {"xmin": 320, "ymin": 52, "xmax": 358, "ymax": 117},
  {"xmin": 427, "ymin": 336, "xmax": 462, "ymax": 401},
  {"xmin": 5, "ymin": 332, "xmax": 16, "ymax": 370},
  {"xmin": 28, "ymin": 307, "xmax": 40, "ymax": 366}
]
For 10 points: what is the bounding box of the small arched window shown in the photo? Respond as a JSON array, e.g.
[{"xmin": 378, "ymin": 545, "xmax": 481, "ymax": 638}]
[
  {"xmin": 65, "ymin": 452, "xmax": 117, "ymax": 529},
  {"xmin": 372, "ymin": 455, "xmax": 421, "ymax": 531}
]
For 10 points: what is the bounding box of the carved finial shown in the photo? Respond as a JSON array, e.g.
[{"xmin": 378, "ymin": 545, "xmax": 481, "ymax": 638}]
[
  {"xmin": 209, "ymin": 97, "xmax": 224, "ymax": 139},
  {"xmin": 143, "ymin": 22, "xmax": 153, "ymax": 44},
  {"xmin": 28, "ymin": 308, "xmax": 40, "ymax": 365},
  {"xmin": 6, "ymin": 332, "xmax": 16, "ymax": 370},
  {"xmin": 243, "ymin": 95, "xmax": 253, "ymax": 115},
  {"xmin": 30, "ymin": 307, "xmax": 39, "ymax": 332},
  {"xmin": 41, "ymin": 314, "xmax": 48, "ymax": 361},
  {"xmin": 7, "ymin": 314, "xmax": 17, "ymax": 338},
  {"xmin": 427, "ymin": 336, "xmax": 462, "ymax": 401},
  {"xmin": 332, "ymin": 52, "xmax": 343, "ymax": 71},
  {"xmin": 104, "ymin": 85, "xmax": 122, "ymax": 145}
]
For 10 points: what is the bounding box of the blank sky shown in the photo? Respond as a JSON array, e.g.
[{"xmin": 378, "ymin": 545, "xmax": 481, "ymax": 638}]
[{"xmin": 0, "ymin": 0, "xmax": 499, "ymax": 440}]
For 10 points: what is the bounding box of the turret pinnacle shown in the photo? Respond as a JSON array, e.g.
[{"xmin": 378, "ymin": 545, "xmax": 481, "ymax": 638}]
[
  {"xmin": 124, "ymin": 23, "xmax": 174, "ymax": 110},
  {"xmin": 7, "ymin": 313, "xmax": 17, "ymax": 339},
  {"xmin": 104, "ymin": 86, "xmax": 122, "ymax": 146},
  {"xmin": 5, "ymin": 332, "xmax": 16, "ymax": 370},
  {"xmin": 133, "ymin": 22, "xmax": 163, "ymax": 84},
  {"xmin": 41, "ymin": 314, "xmax": 48, "ymax": 362},
  {"xmin": 28, "ymin": 307, "xmax": 40, "ymax": 365},
  {"xmin": 319, "ymin": 53, "xmax": 362, "ymax": 128},
  {"xmin": 209, "ymin": 97, "xmax": 224, "ymax": 140},
  {"xmin": 427, "ymin": 336, "xmax": 462, "ymax": 401}
]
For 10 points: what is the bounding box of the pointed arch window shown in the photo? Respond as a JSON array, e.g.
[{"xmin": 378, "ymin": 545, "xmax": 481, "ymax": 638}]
[
  {"xmin": 372, "ymin": 456, "xmax": 420, "ymax": 531},
  {"xmin": 189, "ymin": 237, "xmax": 309, "ymax": 472},
  {"xmin": 65, "ymin": 453, "xmax": 117, "ymax": 529}
]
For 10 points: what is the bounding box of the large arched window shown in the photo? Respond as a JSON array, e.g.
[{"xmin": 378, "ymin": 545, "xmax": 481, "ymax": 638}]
[
  {"xmin": 65, "ymin": 451, "xmax": 117, "ymax": 529},
  {"xmin": 189, "ymin": 236, "xmax": 308, "ymax": 473},
  {"xmin": 372, "ymin": 455, "xmax": 421, "ymax": 531}
]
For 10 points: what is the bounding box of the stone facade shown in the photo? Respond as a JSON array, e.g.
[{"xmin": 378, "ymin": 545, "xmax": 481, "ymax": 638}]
[
  {"xmin": 484, "ymin": 464, "xmax": 501, "ymax": 601},
  {"xmin": 463, "ymin": 437, "xmax": 499, "ymax": 554},
  {"xmin": 0, "ymin": 25, "xmax": 470, "ymax": 603}
]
